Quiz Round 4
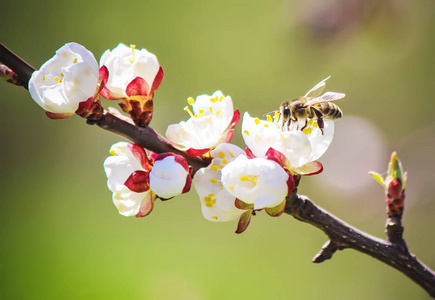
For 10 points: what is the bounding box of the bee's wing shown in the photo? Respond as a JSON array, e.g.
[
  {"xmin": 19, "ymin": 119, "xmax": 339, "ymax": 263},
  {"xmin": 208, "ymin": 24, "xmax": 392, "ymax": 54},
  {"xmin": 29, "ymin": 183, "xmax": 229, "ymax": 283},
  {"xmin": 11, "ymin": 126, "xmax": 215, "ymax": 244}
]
[
  {"xmin": 304, "ymin": 76, "xmax": 331, "ymax": 98},
  {"xmin": 304, "ymin": 92, "xmax": 345, "ymax": 106}
]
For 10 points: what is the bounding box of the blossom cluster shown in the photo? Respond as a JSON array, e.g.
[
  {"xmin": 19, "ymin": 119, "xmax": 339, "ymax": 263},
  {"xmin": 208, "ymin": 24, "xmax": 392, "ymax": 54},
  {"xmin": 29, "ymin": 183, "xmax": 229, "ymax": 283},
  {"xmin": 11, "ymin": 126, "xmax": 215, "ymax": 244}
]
[{"xmin": 29, "ymin": 42, "xmax": 344, "ymax": 233}]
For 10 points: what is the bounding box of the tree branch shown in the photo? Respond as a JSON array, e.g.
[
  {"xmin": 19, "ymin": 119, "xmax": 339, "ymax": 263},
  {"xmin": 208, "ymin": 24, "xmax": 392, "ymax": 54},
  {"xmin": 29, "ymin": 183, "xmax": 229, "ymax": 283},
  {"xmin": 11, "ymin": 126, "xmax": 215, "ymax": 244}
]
[
  {"xmin": 2, "ymin": 42, "xmax": 435, "ymax": 298},
  {"xmin": 285, "ymin": 190, "xmax": 435, "ymax": 297}
]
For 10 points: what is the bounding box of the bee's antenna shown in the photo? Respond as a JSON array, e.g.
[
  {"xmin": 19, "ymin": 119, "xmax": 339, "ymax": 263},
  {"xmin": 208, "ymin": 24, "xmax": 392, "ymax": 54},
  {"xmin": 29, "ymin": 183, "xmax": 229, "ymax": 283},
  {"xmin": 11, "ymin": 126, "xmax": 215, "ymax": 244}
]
[{"xmin": 263, "ymin": 110, "xmax": 279, "ymax": 117}]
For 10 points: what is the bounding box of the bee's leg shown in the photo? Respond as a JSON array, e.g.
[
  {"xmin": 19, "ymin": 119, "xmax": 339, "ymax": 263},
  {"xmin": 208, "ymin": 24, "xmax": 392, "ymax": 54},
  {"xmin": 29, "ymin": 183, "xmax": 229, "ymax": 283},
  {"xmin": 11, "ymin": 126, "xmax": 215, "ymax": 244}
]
[
  {"xmin": 312, "ymin": 107, "xmax": 325, "ymax": 135},
  {"xmin": 300, "ymin": 119, "xmax": 309, "ymax": 131}
]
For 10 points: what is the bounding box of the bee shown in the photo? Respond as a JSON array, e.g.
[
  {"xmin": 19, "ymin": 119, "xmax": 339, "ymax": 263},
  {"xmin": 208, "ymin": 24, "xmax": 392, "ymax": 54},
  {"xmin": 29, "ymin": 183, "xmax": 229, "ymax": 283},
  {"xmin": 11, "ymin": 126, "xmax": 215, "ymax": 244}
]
[{"xmin": 279, "ymin": 77, "xmax": 345, "ymax": 134}]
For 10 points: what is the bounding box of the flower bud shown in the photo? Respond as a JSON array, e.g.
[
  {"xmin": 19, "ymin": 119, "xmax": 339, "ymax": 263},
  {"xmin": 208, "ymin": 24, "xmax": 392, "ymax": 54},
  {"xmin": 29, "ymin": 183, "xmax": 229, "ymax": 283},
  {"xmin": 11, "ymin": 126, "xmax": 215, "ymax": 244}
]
[{"xmin": 149, "ymin": 153, "xmax": 192, "ymax": 199}]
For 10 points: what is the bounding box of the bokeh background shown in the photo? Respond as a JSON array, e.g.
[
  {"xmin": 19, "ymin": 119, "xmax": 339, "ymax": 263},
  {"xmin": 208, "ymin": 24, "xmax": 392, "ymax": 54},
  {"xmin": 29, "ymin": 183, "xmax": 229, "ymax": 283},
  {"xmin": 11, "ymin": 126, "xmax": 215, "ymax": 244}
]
[{"xmin": 1, "ymin": 0, "xmax": 435, "ymax": 299}]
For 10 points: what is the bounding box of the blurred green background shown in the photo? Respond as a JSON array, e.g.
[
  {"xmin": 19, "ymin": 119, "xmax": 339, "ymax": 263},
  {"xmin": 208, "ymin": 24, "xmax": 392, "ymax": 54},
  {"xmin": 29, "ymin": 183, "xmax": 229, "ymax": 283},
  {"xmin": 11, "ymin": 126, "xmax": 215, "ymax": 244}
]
[{"xmin": 1, "ymin": 0, "xmax": 434, "ymax": 299}]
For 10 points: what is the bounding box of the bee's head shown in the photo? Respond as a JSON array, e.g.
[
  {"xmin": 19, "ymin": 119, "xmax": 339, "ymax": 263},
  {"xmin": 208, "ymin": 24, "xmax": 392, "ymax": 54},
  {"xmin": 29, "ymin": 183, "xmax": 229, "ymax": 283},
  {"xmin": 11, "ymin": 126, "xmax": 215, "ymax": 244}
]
[{"xmin": 280, "ymin": 101, "xmax": 291, "ymax": 121}]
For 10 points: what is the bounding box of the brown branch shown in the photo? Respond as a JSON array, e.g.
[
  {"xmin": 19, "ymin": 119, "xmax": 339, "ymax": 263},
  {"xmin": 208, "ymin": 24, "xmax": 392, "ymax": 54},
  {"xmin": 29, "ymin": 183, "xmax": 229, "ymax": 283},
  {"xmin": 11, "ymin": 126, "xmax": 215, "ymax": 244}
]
[
  {"xmin": 2, "ymin": 42, "xmax": 435, "ymax": 298},
  {"xmin": 285, "ymin": 190, "xmax": 435, "ymax": 297},
  {"xmin": 0, "ymin": 43, "xmax": 35, "ymax": 89},
  {"xmin": 89, "ymin": 113, "xmax": 208, "ymax": 174}
]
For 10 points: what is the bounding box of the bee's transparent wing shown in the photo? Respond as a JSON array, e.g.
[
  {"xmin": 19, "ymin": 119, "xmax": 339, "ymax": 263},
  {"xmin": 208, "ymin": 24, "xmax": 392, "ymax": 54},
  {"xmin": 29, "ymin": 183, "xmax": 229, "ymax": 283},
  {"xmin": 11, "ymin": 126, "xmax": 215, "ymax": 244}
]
[
  {"xmin": 304, "ymin": 92, "xmax": 345, "ymax": 106},
  {"xmin": 304, "ymin": 76, "xmax": 331, "ymax": 98}
]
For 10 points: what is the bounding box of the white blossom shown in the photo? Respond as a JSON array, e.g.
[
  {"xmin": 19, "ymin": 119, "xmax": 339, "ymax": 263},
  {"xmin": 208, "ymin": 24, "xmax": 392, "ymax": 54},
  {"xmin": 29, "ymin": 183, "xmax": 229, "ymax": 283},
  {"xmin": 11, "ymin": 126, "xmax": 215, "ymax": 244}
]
[
  {"xmin": 193, "ymin": 143, "xmax": 246, "ymax": 222},
  {"xmin": 220, "ymin": 155, "xmax": 290, "ymax": 210},
  {"xmin": 29, "ymin": 42, "xmax": 99, "ymax": 115},
  {"xmin": 242, "ymin": 112, "xmax": 334, "ymax": 174},
  {"xmin": 100, "ymin": 43, "xmax": 162, "ymax": 99},
  {"xmin": 166, "ymin": 91, "xmax": 239, "ymax": 153}
]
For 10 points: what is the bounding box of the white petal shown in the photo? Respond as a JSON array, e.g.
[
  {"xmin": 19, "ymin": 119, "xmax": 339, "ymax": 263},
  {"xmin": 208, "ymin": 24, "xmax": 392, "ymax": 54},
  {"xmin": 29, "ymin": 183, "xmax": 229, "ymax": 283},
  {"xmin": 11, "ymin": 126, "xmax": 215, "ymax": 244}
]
[{"xmin": 149, "ymin": 156, "xmax": 188, "ymax": 198}]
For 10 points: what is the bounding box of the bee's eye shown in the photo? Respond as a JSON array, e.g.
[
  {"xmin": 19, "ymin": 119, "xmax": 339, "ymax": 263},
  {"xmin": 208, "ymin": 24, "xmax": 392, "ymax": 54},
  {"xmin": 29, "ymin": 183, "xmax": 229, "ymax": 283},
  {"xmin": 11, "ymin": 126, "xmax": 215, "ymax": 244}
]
[{"xmin": 283, "ymin": 106, "xmax": 291, "ymax": 119}]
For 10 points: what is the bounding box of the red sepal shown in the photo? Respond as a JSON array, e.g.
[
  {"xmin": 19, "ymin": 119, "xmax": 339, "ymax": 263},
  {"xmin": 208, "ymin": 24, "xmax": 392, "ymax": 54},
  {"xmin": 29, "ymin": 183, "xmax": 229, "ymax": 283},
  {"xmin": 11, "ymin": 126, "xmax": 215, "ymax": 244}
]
[
  {"xmin": 245, "ymin": 146, "xmax": 256, "ymax": 158},
  {"xmin": 182, "ymin": 173, "xmax": 192, "ymax": 194},
  {"xmin": 98, "ymin": 66, "xmax": 109, "ymax": 93},
  {"xmin": 100, "ymin": 86, "xmax": 122, "ymax": 100},
  {"xmin": 221, "ymin": 129, "xmax": 234, "ymax": 144},
  {"xmin": 135, "ymin": 196, "xmax": 156, "ymax": 218},
  {"xmin": 124, "ymin": 170, "xmax": 149, "ymax": 193},
  {"xmin": 264, "ymin": 199, "xmax": 286, "ymax": 217},
  {"xmin": 46, "ymin": 112, "xmax": 73, "ymax": 119},
  {"xmin": 235, "ymin": 199, "xmax": 254, "ymax": 210},
  {"xmin": 150, "ymin": 66, "xmax": 164, "ymax": 94},
  {"xmin": 265, "ymin": 147, "xmax": 289, "ymax": 169},
  {"xmin": 75, "ymin": 96, "xmax": 94, "ymax": 115},
  {"xmin": 297, "ymin": 161, "xmax": 324, "ymax": 176},
  {"xmin": 235, "ymin": 210, "xmax": 252, "ymax": 234},
  {"xmin": 128, "ymin": 143, "xmax": 153, "ymax": 171},
  {"xmin": 126, "ymin": 77, "xmax": 150, "ymax": 97},
  {"xmin": 186, "ymin": 148, "xmax": 210, "ymax": 157},
  {"xmin": 229, "ymin": 109, "xmax": 240, "ymax": 129}
]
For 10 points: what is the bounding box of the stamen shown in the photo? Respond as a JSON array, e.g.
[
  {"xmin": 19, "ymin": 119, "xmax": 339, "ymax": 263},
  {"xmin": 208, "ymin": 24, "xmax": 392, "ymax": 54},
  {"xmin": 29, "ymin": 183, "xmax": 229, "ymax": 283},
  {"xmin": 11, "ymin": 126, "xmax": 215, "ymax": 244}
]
[
  {"xmin": 222, "ymin": 158, "xmax": 228, "ymax": 164},
  {"xmin": 60, "ymin": 72, "xmax": 64, "ymax": 78},
  {"xmin": 210, "ymin": 96, "xmax": 218, "ymax": 103},
  {"xmin": 209, "ymin": 107, "xmax": 213, "ymax": 113},
  {"xmin": 212, "ymin": 216, "xmax": 218, "ymax": 219},
  {"xmin": 219, "ymin": 96, "xmax": 225, "ymax": 101},
  {"xmin": 229, "ymin": 185, "xmax": 234, "ymax": 190},
  {"xmin": 244, "ymin": 130, "xmax": 250, "ymax": 136},
  {"xmin": 73, "ymin": 58, "xmax": 78, "ymax": 64},
  {"xmin": 240, "ymin": 175, "xmax": 249, "ymax": 181},
  {"xmin": 130, "ymin": 44, "xmax": 136, "ymax": 63},
  {"xmin": 251, "ymin": 176, "xmax": 258, "ymax": 184},
  {"xmin": 211, "ymin": 165, "xmax": 219, "ymax": 172},
  {"xmin": 313, "ymin": 121, "xmax": 319, "ymax": 128},
  {"xmin": 229, "ymin": 152, "xmax": 235, "ymax": 158},
  {"xmin": 254, "ymin": 118, "xmax": 260, "ymax": 125},
  {"xmin": 42, "ymin": 75, "xmax": 46, "ymax": 81},
  {"xmin": 184, "ymin": 106, "xmax": 195, "ymax": 118},
  {"xmin": 216, "ymin": 109, "xmax": 222, "ymax": 115},
  {"xmin": 110, "ymin": 149, "xmax": 117, "ymax": 155},
  {"xmin": 267, "ymin": 115, "xmax": 272, "ymax": 122},
  {"xmin": 54, "ymin": 76, "xmax": 61, "ymax": 83},
  {"xmin": 218, "ymin": 152, "xmax": 226, "ymax": 159},
  {"xmin": 303, "ymin": 127, "xmax": 312, "ymax": 135},
  {"xmin": 218, "ymin": 164, "xmax": 224, "ymax": 169},
  {"xmin": 187, "ymin": 97, "xmax": 195, "ymax": 105},
  {"xmin": 210, "ymin": 178, "xmax": 218, "ymax": 184},
  {"xmin": 198, "ymin": 109, "xmax": 205, "ymax": 115}
]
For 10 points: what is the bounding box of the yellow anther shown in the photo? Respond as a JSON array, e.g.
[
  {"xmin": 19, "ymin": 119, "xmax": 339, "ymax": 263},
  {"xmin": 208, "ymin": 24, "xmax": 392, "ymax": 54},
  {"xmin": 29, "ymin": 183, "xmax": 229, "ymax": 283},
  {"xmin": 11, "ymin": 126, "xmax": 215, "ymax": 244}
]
[
  {"xmin": 211, "ymin": 165, "xmax": 219, "ymax": 172},
  {"xmin": 130, "ymin": 44, "xmax": 136, "ymax": 63},
  {"xmin": 209, "ymin": 106, "xmax": 213, "ymax": 113},
  {"xmin": 267, "ymin": 115, "xmax": 272, "ymax": 122},
  {"xmin": 184, "ymin": 106, "xmax": 195, "ymax": 118},
  {"xmin": 42, "ymin": 75, "xmax": 46, "ymax": 81},
  {"xmin": 313, "ymin": 121, "xmax": 319, "ymax": 128},
  {"xmin": 222, "ymin": 158, "xmax": 228, "ymax": 164},
  {"xmin": 218, "ymin": 152, "xmax": 226, "ymax": 159},
  {"xmin": 73, "ymin": 58, "xmax": 78, "ymax": 64},
  {"xmin": 210, "ymin": 178, "xmax": 218, "ymax": 184},
  {"xmin": 264, "ymin": 124, "xmax": 269, "ymax": 128},
  {"xmin": 254, "ymin": 118, "xmax": 260, "ymax": 125},
  {"xmin": 210, "ymin": 96, "xmax": 218, "ymax": 103},
  {"xmin": 60, "ymin": 72, "xmax": 64, "ymax": 77},
  {"xmin": 251, "ymin": 176, "xmax": 258, "ymax": 184},
  {"xmin": 303, "ymin": 127, "xmax": 312, "ymax": 135},
  {"xmin": 229, "ymin": 152, "xmax": 235, "ymax": 158},
  {"xmin": 229, "ymin": 185, "xmax": 234, "ymax": 190},
  {"xmin": 308, "ymin": 119, "xmax": 314, "ymax": 126},
  {"xmin": 218, "ymin": 164, "xmax": 224, "ymax": 169},
  {"xmin": 244, "ymin": 130, "xmax": 250, "ymax": 136},
  {"xmin": 219, "ymin": 96, "xmax": 225, "ymax": 101},
  {"xmin": 199, "ymin": 109, "xmax": 205, "ymax": 115},
  {"xmin": 240, "ymin": 175, "xmax": 250, "ymax": 181},
  {"xmin": 216, "ymin": 109, "xmax": 222, "ymax": 115},
  {"xmin": 212, "ymin": 216, "xmax": 218, "ymax": 220},
  {"xmin": 109, "ymin": 149, "xmax": 117, "ymax": 155},
  {"xmin": 187, "ymin": 97, "xmax": 195, "ymax": 105},
  {"xmin": 54, "ymin": 76, "xmax": 61, "ymax": 83}
]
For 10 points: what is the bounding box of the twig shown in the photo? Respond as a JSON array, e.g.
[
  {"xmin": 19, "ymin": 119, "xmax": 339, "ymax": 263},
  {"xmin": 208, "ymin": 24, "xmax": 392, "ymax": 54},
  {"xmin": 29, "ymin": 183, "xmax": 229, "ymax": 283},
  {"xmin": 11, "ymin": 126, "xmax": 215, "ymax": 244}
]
[
  {"xmin": 285, "ymin": 190, "xmax": 435, "ymax": 297},
  {"xmin": 1, "ymin": 42, "xmax": 435, "ymax": 298}
]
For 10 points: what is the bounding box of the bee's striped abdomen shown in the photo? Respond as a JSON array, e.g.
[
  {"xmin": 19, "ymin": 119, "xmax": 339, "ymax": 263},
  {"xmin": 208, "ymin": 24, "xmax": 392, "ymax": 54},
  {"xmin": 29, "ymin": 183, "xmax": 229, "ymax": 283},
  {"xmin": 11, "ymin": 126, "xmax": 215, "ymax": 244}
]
[{"xmin": 314, "ymin": 102, "xmax": 342, "ymax": 120}]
